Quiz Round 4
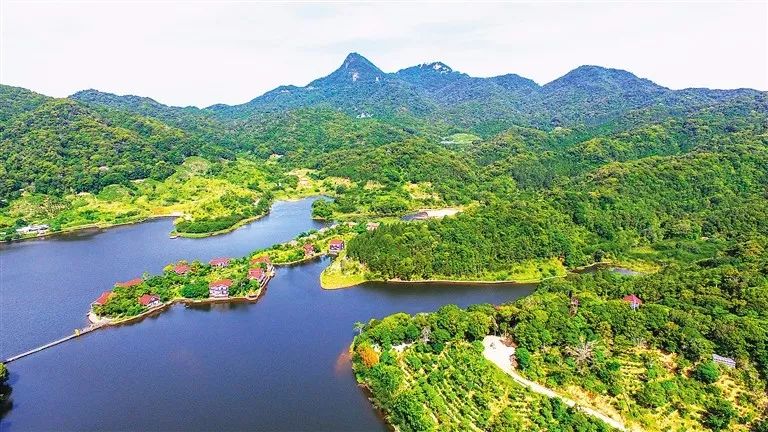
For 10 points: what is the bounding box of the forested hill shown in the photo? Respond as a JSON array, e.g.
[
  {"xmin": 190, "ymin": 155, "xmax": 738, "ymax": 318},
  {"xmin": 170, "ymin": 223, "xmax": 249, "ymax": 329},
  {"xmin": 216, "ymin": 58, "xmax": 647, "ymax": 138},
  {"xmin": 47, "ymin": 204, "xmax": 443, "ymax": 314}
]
[
  {"xmin": 0, "ymin": 85, "xmax": 209, "ymax": 200},
  {"xmin": 347, "ymin": 142, "xmax": 768, "ymax": 280},
  {"xmin": 2, "ymin": 53, "xmax": 766, "ymax": 251}
]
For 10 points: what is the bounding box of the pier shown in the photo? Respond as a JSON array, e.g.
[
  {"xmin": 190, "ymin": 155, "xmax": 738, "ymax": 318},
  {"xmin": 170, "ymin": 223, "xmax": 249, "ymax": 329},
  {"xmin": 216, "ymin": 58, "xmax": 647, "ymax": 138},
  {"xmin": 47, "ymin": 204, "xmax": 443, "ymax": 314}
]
[{"xmin": 3, "ymin": 324, "xmax": 103, "ymax": 364}]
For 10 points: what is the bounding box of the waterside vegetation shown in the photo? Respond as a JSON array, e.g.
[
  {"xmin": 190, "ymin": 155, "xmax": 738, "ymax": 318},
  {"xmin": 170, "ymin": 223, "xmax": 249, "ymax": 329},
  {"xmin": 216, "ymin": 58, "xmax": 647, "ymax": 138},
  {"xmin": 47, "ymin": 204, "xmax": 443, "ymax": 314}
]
[{"xmin": 352, "ymin": 252, "xmax": 768, "ymax": 431}]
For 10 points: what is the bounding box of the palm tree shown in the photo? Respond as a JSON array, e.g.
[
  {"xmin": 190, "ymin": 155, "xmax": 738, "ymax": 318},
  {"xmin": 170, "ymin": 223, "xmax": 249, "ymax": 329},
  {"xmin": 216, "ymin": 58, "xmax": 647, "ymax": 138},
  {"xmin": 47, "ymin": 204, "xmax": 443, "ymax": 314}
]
[
  {"xmin": 565, "ymin": 337, "xmax": 597, "ymax": 369},
  {"xmin": 420, "ymin": 326, "xmax": 432, "ymax": 343}
]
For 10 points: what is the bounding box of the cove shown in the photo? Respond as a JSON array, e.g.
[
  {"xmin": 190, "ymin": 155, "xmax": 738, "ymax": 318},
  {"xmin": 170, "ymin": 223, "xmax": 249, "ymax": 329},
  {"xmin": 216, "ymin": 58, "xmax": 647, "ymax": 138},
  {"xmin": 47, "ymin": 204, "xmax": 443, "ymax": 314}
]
[{"xmin": 0, "ymin": 197, "xmax": 535, "ymax": 431}]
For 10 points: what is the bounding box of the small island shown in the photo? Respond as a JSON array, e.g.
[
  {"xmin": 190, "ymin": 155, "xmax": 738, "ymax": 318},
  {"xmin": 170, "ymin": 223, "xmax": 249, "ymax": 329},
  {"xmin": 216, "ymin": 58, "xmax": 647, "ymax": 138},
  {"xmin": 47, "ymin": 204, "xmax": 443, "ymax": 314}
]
[
  {"xmin": 88, "ymin": 255, "xmax": 274, "ymax": 325},
  {"xmin": 87, "ymin": 222, "xmax": 360, "ymax": 324}
]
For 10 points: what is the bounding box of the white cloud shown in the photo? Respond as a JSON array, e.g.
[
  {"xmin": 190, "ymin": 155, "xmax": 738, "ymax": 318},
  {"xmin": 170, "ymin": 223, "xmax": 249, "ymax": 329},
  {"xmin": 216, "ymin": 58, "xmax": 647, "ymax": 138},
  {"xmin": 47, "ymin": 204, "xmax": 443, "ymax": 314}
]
[{"xmin": 1, "ymin": 0, "xmax": 765, "ymax": 107}]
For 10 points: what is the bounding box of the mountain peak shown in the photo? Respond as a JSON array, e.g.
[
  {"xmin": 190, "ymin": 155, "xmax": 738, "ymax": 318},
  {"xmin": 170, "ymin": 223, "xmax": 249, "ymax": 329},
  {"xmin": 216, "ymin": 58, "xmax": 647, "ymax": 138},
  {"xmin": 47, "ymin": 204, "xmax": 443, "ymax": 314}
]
[
  {"xmin": 549, "ymin": 65, "xmax": 658, "ymax": 86},
  {"xmin": 341, "ymin": 52, "xmax": 380, "ymax": 71},
  {"xmin": 342, "ymin": 52, "xmax": 367, "ymax": 64},
  {"xmin": 543, "ymin": 65, "xmax": 668, "ymax": 95},
  {"xmin": 71, "ymin": 89, "xmax": 161, "ymax": 107},
  {"xmin": 318, "ymin": 52, "xmax": 384, "ymax": 84},
  {"xmin": 420, "ymin": 62, "xmax": 453, "ymax": 74}
]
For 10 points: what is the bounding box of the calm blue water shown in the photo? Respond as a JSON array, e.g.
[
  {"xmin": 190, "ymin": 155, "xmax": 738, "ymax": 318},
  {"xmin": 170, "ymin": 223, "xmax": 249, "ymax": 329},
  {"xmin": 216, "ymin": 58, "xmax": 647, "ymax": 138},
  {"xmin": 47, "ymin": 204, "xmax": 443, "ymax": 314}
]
[
  {"xmin": 0, "ymin": 198, "xmax": 327, "ymax": 358},
  {"xmin": 0, "ymin": 197, "xmax": 535, "ymax": 431}
]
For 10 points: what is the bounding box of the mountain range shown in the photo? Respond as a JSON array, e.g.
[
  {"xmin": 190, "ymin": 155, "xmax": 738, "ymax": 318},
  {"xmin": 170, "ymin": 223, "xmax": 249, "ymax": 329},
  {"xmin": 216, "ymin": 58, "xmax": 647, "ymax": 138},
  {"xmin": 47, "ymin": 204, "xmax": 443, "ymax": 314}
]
[
  {"xmin": 1, "ymin": 52, "xmax": 766, "ymax": 203},
  {"xmin": 70, "ymin": 52, "xmax": 765, "ymax": 130}
]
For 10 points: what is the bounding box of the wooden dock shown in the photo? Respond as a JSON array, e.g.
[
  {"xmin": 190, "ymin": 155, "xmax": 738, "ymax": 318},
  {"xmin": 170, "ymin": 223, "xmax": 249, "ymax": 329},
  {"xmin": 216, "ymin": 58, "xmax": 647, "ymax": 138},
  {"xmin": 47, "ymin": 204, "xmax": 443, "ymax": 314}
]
[{"xmin": 3, "ymin": 324, "xmax": 103, "ymax": 364}]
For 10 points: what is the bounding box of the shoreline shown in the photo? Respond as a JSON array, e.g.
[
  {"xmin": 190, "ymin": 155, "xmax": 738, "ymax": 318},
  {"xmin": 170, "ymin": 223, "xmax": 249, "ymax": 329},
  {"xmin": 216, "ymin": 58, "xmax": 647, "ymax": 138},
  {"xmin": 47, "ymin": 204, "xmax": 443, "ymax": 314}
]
[
  {"xmin": 88, "ymin": 284, "xmax": 269, "ymax": 327},
  {"xmin": 171, "ymin": 212, "xmax": 269, "ymax": 239},
  {"xmin": 322, "ymin": 275, "xmax": 558, "ymax": 290},
  {"xmin": 2, "ymin": 194, "xmax": 328, "ymax": 244},
  {"xmin": 1, "ymin": 213, "xmax": 181, "ymax": 244},
  {"xmin": 321, "ymin": 261, "xmax": 649, "ymax": 290},
  {"xmin": 273, "ymin": 253, "xmax": 326, "ymax": 267}
]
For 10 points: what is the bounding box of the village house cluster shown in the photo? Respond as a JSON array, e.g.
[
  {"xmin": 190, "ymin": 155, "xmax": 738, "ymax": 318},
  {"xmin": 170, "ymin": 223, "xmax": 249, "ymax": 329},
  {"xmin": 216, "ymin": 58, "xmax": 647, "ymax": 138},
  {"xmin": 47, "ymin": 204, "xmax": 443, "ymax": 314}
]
[
  {"xmin": 91, "ymin": 254, "xmax": 277, "ymax": 315},
  {"xmin": 89, "ymin": 231, "xmax": 351, "ymax": 318}
]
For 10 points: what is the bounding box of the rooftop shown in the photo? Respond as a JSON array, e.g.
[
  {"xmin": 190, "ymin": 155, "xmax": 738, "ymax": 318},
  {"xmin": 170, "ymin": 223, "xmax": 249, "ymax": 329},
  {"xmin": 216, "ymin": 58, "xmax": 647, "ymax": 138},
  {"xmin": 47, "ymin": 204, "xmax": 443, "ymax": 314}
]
[
  {"xmin": 209, "ymin": 279, "xmax": 233, "ymax": 288},
  {"xmin": 622, "ymin": 294, "xmax": 643, "ymax": 304},
  {"xmin": 115, "ymin": 278, "xmax": 143, "ymax": 288},
  {"xmin": 251, "ymin": 255, "xmax": 272, "ymax": 264},
  {"xmin": 138, "ymin": 294, "xmax": 160, "ymax": 306},
  {"xmin": 93, "ymin": 291, "xmax": 113, "ymax": 305}
]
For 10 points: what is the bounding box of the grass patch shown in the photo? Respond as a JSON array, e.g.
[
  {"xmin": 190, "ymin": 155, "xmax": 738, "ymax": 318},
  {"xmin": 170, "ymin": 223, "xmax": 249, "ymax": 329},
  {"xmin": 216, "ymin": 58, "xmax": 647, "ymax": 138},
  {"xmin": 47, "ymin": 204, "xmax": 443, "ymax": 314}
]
[
  {"xmin": 320, "ymin": 252, "xmax": 369, "ymax": 289},
  {"xmin": 442, "ymin": 132, "xmax": 481, "ymax": 145}
]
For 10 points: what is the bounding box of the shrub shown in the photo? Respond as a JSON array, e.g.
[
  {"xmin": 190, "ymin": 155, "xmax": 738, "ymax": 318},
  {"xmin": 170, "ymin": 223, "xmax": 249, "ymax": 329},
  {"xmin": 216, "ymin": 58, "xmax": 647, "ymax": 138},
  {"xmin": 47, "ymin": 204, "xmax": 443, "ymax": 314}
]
[
  {"xmin": 636, "ymin": 382, "xmax": 668, "ymax": 408},
  {"xmin": 693, "ymin": 360, "xmax": 720, "ymax": 384},
  {"xmin": 180, "ymin": 281, "xmax": 209, "ymax": 299},
  {"xmin": 515, "ymin": 347, "xmax": 532, "ymax": 370},
  {"xmin": 357, "ymin": 345, "xmax": 380, "ymax": 368},
  {"xmin": 703, "ymin": 399, "xmax": 736, "ymax": 431}
]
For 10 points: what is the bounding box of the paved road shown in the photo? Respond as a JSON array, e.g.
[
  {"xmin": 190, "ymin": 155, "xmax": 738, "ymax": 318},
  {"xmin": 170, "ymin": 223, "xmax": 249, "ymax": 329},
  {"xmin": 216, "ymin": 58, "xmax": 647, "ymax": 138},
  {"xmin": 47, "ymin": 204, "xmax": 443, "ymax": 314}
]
[{"xmin": 482, "ymin": 336, "xmax": 628, "ymax": 431}]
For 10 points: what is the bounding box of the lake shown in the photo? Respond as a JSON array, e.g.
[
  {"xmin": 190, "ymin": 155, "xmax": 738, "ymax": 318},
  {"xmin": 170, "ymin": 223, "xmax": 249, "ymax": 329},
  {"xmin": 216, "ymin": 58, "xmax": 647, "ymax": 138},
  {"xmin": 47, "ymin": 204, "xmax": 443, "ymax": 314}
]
[{"xmin": 0, "ymin": 197, "xmax": 535, "ymax": 431}]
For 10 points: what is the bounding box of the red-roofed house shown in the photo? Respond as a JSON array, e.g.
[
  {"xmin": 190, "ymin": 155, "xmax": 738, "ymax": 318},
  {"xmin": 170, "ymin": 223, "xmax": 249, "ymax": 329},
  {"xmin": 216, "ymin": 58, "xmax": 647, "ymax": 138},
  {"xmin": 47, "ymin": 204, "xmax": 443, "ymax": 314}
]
[
  {"xmin": 209, "ymin": 279, "xmax": 233, "ymax": 298},
  {"xmin": 209, "ymin": 257, "xmax": 230, "ymax": 268},
  {"xmin": 115, "ymin": 278, "xmax": 143, "ymax": 288},
  {"xmin": 138, "ymin": 294, "xmax": 162, "ymax": 308},
  {"xmin": 174, "ymin": 264, "xmax": 191, "ymax": 275},
  {"xmin": 92, "ymin": 291, "xmax": 113, "ymax": 307},
  {"xmin": 623, "ymin": 294, "xmax": 643, "ymax": 310},
  {"xmin": 248, "ymin": 268, "xmax": 266, "ymax": 284},
  {"xmin": 329, "ymin": 238, "xmax": 344, "ymax": 254},
  {"xmin": 303, "ymin": 243, "xmax": 315, "ymax": 258},
  {"xmin": 251, "ymin": 255, "xmax": 274, "ymax": 271}
]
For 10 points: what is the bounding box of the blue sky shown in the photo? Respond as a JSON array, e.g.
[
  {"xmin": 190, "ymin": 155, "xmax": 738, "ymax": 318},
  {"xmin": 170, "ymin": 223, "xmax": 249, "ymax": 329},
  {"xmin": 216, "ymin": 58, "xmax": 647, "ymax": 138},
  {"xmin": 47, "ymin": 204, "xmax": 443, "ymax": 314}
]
[{"xmin": 1, "ymin": 1, "xmax": 765, "ymax": 107}]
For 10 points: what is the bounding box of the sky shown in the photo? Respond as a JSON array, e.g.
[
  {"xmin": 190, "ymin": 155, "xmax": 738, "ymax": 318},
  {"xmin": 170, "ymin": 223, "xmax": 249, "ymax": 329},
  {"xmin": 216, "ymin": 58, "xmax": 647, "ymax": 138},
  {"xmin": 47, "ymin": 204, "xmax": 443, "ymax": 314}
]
[{"xmin": 1, "ymin": 0, "xmax": 766, "ymax": 107}]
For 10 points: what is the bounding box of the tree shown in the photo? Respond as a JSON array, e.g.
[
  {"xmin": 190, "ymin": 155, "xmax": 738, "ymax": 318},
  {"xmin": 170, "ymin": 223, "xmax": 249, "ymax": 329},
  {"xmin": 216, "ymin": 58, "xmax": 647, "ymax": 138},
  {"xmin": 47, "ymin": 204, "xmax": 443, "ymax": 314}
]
[
  {"xmin": 0, "ymin": 362, "xmax": 11, "ymax": 419},
  {"xmin": 635, "ymin": 382, "xmax": 667, "ymax": 408},
  {"xmin": 565, "ymin": 337, "xmax": 597, "ymax": 369},
  {"xmin": 390, "ymin": 390, "xmax": 437, "ymax": 432},
  {"xmin": 515, "ymin": 347, "xmax": 532, "ymax": 370},
  {"xmin": 357, "ymin": 344, "xmax": 380, "ymax": 368},
  {"xmin": 465, "ymin": 312, "xmax": 491, "ymax": 341},
  {"xmin": 692, "ymin": 360, "xmax": 720, "ymax": 384},
  {"xmin": 180, "ymin": 281, "xmax": 209, "ymax": 299},
  {"xmin": 703, "ymin": 399, "xmax": 736, "ymax": 431},
  {"xmin": 368, "ymin": 364, "xmax": 404, "ymax": 402},
  {"xmin": 751, "ymin": 419, "xmax": 768, "ymax": 432},
  {"xmin": 312, "ymin": 200, "xmax": 334, "ymax": 219}
]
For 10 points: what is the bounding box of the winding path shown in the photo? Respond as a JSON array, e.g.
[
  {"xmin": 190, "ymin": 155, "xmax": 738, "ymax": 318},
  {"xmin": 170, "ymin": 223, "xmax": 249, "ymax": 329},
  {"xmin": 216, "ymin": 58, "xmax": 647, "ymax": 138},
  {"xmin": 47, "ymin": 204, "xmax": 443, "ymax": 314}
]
[{"xmin": 482, "ymin": 336, "xmax": 628, "ymax": 431}]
